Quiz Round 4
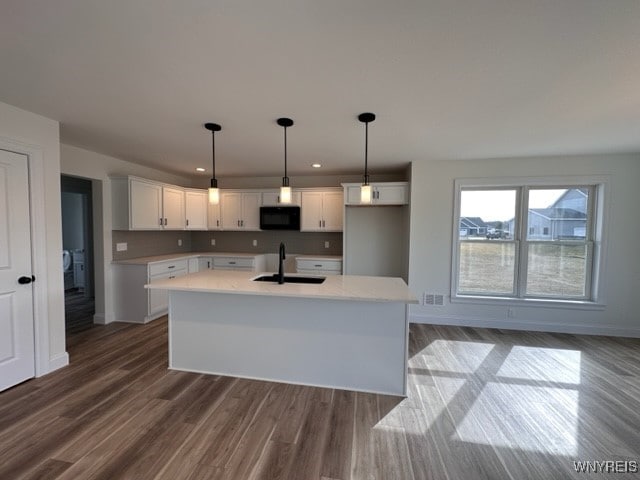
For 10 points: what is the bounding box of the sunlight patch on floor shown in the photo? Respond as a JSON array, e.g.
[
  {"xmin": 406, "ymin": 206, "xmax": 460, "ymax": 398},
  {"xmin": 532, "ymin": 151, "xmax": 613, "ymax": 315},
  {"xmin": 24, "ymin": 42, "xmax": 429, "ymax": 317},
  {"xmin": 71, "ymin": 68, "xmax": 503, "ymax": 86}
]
[
  {"xmin": 496, "ymin": 346, "xmax": 581, "ymax": 384},
  {"xmin": 453, "ymin": 383, "xmax": 580, "ymax": 455}
]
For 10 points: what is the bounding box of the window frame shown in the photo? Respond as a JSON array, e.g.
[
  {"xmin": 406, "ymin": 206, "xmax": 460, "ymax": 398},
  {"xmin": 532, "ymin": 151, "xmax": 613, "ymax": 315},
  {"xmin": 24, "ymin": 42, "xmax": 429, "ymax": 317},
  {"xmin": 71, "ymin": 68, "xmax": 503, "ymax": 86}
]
[{"xmin": 451, "ymin": 176, "xmax": 608, "ymax": 306}]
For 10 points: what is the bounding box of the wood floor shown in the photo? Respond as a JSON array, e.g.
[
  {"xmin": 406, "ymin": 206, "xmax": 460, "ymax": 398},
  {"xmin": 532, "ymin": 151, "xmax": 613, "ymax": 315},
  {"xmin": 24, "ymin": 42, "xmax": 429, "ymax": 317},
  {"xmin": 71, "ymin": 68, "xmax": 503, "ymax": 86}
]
[
  {"xmin": 1, "ymin": 319, "xmax": 639, "ymax": 479},
  {"xmin": 64, "ymin": 288, "xmax": 95, "ymax": 334}
]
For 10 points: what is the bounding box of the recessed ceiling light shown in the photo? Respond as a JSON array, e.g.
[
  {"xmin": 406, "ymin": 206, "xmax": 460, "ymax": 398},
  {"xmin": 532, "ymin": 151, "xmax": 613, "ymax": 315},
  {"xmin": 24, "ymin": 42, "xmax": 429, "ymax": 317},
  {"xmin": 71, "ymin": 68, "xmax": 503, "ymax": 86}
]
[
  {"xmin": 195, "ymin": 167, "xmax": 206, "ymax": 172},
  {"xmin": 311, "ymin": 163, "xmax": 322, "ymax": 168}
]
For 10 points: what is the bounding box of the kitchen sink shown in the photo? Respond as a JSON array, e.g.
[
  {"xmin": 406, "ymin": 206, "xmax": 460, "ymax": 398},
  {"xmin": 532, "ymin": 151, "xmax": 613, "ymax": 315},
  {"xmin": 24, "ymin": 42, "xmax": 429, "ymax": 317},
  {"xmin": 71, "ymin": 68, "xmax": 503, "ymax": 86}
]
[{"xmin": 252, "ymin": 274, "xmax": 326, "ymax": 284}]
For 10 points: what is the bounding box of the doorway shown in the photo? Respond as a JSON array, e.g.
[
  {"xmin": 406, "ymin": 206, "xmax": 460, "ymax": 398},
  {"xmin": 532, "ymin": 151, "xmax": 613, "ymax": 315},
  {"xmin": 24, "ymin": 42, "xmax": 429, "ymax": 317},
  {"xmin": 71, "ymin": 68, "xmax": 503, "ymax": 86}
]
[{"xmin": 61, "ymin": 175, "xmax": 95, "ymax": 334}]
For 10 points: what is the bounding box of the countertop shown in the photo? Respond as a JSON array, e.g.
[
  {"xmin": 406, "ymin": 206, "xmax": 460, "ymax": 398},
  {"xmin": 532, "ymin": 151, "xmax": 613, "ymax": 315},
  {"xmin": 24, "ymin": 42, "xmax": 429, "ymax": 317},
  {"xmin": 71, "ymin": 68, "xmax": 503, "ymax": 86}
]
[
  {"xmin": 145, "ymin": 269, "xmax": 417, "ymax": 304},
  {"xmin": 112, "ymin": 252, "xmax": 265, "ymax": 265}
]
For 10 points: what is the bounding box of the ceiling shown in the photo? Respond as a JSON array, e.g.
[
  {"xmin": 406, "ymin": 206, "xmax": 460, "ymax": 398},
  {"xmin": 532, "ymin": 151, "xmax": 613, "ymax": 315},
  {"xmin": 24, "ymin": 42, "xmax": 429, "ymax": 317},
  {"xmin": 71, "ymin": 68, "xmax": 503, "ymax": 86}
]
[{"xmin": 1, "ymin": 1, "xmax": 639, "ymax": 179}]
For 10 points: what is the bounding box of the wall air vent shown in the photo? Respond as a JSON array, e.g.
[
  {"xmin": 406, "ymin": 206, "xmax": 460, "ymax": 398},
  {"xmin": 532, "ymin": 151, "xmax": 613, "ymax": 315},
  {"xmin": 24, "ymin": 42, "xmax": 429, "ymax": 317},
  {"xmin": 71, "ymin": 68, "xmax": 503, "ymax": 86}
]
[{"xmin": 423, "ymin": 293, "xmax": 445, "ymax": 306}]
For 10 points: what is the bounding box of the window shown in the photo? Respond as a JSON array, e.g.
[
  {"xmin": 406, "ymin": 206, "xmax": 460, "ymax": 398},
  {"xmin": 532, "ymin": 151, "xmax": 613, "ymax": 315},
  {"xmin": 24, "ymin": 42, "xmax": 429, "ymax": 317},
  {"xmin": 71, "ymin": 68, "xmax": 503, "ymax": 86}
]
[{"xmin": 453, "ymin": 181, "xmax": 600, "ymax": 302}]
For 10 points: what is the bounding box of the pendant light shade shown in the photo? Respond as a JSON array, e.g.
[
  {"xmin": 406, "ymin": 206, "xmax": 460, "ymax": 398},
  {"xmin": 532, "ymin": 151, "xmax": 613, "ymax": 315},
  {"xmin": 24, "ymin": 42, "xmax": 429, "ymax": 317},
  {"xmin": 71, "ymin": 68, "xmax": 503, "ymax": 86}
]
[
  {"xmin": 358, "ymin": 112, "xmax": 376, "ymax": 204},
  {"xmin": 277, "ymin": 117, "xmax": 294, "ymax": 204},
  {"xmin": 205, "ymin": 122, "xmax": 222, "ymax": 205}
]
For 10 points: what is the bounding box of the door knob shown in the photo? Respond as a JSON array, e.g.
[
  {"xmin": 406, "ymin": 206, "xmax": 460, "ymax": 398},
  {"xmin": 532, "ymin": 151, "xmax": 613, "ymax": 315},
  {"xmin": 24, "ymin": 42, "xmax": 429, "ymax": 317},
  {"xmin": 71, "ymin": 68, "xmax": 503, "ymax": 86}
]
[{"xmin": 18, "ymin": 275, "xmax": 35, "ymax": 284}]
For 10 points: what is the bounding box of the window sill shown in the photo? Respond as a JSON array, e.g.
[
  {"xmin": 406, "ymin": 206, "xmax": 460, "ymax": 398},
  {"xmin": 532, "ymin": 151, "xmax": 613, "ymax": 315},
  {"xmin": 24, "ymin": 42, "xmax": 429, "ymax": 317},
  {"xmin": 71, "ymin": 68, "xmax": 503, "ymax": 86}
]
[{"xmin": 451, "ymin": 295, "xmax": 606, "ymax": 311}]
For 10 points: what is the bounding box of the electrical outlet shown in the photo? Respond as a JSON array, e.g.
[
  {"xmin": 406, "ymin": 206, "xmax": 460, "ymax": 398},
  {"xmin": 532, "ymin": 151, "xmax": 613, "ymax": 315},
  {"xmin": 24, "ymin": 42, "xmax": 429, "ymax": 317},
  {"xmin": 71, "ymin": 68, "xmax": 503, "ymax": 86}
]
[
  {"xmin": 211, "ymin": 238, "xmax": 216, "ymax": 246},
  {"xmin": 324, "ymin": 241, "xmax": 330, "ymax": 248},
  {"xmin": 252, "ymin": 239, "xmax": 258, "ymax": 247},
  {"xmin": 178, "ymin": 239, "xmax": 182, "ymax": 247},
  {"xmin": 116, "ymin": 242, "xmax": 127, "ymax": 252}
]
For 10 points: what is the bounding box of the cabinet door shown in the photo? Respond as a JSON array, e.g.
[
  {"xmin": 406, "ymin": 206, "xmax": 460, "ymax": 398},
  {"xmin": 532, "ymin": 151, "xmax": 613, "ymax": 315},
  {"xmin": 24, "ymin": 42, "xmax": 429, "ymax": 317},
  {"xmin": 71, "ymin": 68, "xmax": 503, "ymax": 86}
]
[
  {"xmin": 198, "ymin": 257, "xmax": 213, "ymax": 270},
  {"xmin": 300, "ymin": 192, "xmax": 324, "ymax": 231},
  {"xmin": 344, "ymin": 186, "xmax": 363, "ymax": 205},
  {"xmin": 208, "ymin": 202, "xmax": 222, "ymax": 230},
  {"xmin": 148, "ymin": 269, "xmax": 187, "ymax": 316},
  {"xmin": 374, "ymin": 185, "xmax": 408, "ymax": 205},
  {"xmin": 74, "ymin": 262, "xmax": 85, "ymax": 288},
  {"xmin": 162, "ymin": 186, "xmax": 185, "ymax": 229},
  {"xmin": 262, "ymin": 191, "xmax": 302, "ymax": 206},
  {"xmin": 322, "ymin": 192, "xmax": 344, "ymax": 231},
  {"xmin": 148, "ymin": 272, "xmax": 170, "ymax": 316},
  {"xmin": 185, "ymin": 190, "xmax": 208, "ymax": 230},
  {"xmin": 221, "ymin": 193, "xmax": 242, "ymax": 230},
  {"xmin": 241, "ymin": 192, "xmax": 262, "ymax": 230},
  {"xmin": 188, "ymin": 257, "xmax": 199, "ymax": 273},
  {"xmin": 130, "ymin": 179, "xmax": 163, "ymax": 229}
]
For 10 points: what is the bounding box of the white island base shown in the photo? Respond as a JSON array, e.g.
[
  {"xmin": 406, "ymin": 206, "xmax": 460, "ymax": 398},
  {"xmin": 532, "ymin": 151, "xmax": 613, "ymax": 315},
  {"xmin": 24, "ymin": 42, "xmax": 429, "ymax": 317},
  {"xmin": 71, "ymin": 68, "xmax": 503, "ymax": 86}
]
[{"xmin": 168, "ymin": 290, "xmax": 409, "ymax": 396}]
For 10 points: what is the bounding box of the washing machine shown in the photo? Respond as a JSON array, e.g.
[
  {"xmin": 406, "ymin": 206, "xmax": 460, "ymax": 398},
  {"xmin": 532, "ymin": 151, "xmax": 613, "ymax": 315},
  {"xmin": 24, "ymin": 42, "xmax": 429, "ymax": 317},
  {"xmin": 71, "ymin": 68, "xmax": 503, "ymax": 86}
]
[{"xmin": 63, "ymin": 250, "xmax": 74, "ymax": 290}]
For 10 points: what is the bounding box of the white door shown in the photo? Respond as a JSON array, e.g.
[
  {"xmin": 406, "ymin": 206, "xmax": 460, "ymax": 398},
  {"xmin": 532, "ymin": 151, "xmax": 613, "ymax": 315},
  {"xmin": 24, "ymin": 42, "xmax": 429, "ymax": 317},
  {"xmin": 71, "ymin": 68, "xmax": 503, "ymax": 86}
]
[
  {"xmin": 241, "ymin": 192, "xmax": 262, "ymax": 230},
  {"xmin": 221, "ymin": 193, "xmax": 242, "ymax": 230},
  {"xmin": 185, "ymin": 190, "xmax": 207, "ymax": 230},
  {"xmin": 0, "ymin": 150, "xmax": 35, "ymax": 392},
  {"xmin": 162, "ymin": 186, "xmax": 185, "ymax": 230},
  {"xmin": 300, "ymin": 192, "xmax": 323, "ymax": 231},
  {"xmin": 208, "ymin": 203, "xmax": 222, "ymax": 230},
  {"xmin": 130, "ymin": 178, "xmax": 163, "ymax": 229},
  {"xmin": 322, "ymin": 192, "xmax": 344, "ymax": 231}
]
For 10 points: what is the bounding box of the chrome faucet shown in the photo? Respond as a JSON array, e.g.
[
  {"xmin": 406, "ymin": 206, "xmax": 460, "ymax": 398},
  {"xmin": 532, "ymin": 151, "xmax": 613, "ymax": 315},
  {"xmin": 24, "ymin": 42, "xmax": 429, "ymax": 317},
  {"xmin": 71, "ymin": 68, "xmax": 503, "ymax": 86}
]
[{"xmin": 278, "ymin": 242, "xmax": 286, "ymax": 284}]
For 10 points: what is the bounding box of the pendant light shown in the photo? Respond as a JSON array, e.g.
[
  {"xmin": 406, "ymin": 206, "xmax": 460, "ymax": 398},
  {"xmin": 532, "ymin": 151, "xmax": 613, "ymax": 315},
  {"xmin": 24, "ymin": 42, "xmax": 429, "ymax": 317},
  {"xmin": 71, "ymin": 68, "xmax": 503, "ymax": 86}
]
[
  {"xmin": 277, "ymin": 117, "xmax": 294, "ymax": 204},
  {"xmin": 205, "ymin": 122, "xmax": 222, "ymax": 204},
  {"xmin": 358, "ymin": 112, "xmax": 376, "ymax": 204}
]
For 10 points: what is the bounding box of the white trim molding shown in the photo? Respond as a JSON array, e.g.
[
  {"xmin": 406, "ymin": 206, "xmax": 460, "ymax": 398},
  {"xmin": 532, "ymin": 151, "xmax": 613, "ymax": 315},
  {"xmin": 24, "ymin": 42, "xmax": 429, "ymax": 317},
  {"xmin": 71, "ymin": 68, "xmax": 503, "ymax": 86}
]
[
  {"xmin": 409, "ymin": 312, "xmax": 640, "ymax": 338},
  {"xmin": 0, "ymin": 135, "xmax": 69, "ymax": 376}
]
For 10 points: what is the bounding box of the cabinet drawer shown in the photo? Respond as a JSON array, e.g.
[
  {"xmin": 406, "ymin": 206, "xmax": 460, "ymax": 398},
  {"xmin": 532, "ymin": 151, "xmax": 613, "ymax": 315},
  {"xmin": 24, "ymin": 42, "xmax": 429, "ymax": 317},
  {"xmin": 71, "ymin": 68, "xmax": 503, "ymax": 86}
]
[
  {"xmin": 148, "ymin": 259, "xmax": 188, "ymax": 276},
  {"xmin": 213, "ymin": 257, "xmax": 255, "ymax": 269},
  {"xmin": 296, "ymin": 259, "xmax": 342, "ymax": 273}
]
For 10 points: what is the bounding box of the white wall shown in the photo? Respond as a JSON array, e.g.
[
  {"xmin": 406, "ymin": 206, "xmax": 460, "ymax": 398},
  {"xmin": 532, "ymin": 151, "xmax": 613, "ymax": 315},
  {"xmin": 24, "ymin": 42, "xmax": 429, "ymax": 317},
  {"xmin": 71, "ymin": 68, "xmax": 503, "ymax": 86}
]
[
  {"xmin": 0, "ymin": 101, "xmax": 66, "ymax": 372},
  {"xmin": 409, "ymin": 153, "xmax": 640, "ymax": 337},
  {"xmin": 60, "ymin": 143, "xmax": 192, "ymax": 323}
]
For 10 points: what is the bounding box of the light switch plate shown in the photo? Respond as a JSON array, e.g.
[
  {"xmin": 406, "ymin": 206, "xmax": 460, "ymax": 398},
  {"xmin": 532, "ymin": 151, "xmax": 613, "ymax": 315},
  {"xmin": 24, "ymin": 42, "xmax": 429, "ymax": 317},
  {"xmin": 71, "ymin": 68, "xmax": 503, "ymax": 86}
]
[
  {"xmin": 211, "ymin": 239, "xmax": 216, "ymax": 246},
  {"xmin": 178, "ymin": 239, "xmax": 183, "ymax": 246},
  {"xmin": 252, "ymin": 239, "xmax": 258, "ymax": 247},
  {"xmin": 116, "ymin": 242, "xmax": 128, "ymax": 252},
  {"xmin": 324, "ymin": 241, "xmax": 330, "ymax": 248}
]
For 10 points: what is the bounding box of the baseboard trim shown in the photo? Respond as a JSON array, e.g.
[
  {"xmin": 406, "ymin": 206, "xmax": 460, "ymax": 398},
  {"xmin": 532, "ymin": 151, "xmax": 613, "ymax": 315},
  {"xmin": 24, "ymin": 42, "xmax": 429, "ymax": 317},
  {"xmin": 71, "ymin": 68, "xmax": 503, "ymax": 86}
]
[
  {"xmin": 93, "ymin": 313, "xmax": 107, "ymax": 325},
  {"xmin": 409, "ymin": 313, "xmax": 640, "ymax": 338},
  {"xmin": 46, "ymin": 352, "xmax": 69, "ymax": 375}
]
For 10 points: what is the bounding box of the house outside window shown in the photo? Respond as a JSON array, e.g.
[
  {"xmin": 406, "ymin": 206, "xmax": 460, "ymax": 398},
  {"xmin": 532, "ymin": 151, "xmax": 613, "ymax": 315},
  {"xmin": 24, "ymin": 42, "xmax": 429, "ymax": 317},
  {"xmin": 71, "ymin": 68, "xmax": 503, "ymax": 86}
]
[{"xmin": 452, "ymin": 179, "xmax": 604, "ymax": 302}]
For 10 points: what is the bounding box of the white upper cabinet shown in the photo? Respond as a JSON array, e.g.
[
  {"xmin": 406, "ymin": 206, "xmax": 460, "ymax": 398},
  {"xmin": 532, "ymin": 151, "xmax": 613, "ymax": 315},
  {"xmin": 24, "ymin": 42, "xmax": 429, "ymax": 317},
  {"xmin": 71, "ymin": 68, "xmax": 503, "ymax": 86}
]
[
  {"xmin": 300, "ymin": 190, "xmax": 343, "ymax": 232},
  {"xmin": 262, "ymin": 190, "xmax": 302, "ymax": 206},
  {"xmin": 343, "ymin": 182, "xmax": 409, "ymax": 206},
  {"xmin": 208, "ymin": 202, "xmax": 222, "ymax": 230},
  {"xmin": 112, "ymin": 176, "xmax": 185, "ymax": 230},
  {"xmin": 129, "ymin": 178, "xmax": 163, "ymax": 229},
  {"xmin": 184, "ymin": 189, "xmax": 208, "ymax": 230},
  {"xmin": 221, "ymin": 191, "xmax": 262, "ymax": 231},
  {"xmin": 162, "ymin": 185, "xmax": 185, "ymax": 229}
]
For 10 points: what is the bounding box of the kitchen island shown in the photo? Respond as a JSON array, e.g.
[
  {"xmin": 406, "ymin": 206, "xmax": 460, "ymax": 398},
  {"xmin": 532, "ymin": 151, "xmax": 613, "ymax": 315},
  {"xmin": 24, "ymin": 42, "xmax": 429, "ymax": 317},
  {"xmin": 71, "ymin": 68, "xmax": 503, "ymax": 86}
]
[{"xmin": 146, "ymin": 270, "xmax": 417, "ymax": 395}]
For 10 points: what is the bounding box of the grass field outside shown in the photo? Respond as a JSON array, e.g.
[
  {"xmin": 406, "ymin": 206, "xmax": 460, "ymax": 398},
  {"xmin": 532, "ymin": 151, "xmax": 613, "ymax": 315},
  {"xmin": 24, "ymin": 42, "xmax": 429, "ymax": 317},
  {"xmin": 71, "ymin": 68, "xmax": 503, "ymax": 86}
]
[{"xmin": 459, "ymin": 241, "xmax": 587, "ymax": 297}]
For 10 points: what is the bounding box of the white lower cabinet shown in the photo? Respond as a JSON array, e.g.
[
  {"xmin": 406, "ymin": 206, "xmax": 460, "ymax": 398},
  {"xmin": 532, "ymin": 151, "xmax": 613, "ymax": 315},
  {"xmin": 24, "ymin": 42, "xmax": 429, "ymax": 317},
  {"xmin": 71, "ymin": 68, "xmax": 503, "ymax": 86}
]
[
  {"xmin": 295, "ymin": 257, "xmax": 343, "ymax": 275},
  {"xmin": 113, "ymin": 258, "xmax": 188, "ymax": 323},
  {"xmin": 113, "ymin": 254, "xmax": 267, "ymax": 323},
  {"xmin": 212, "ymin": 255, "xmax": 266, "ymax": 272},
  {"xmin": 198, "ymin": 256, "xmax": 213, "ymax": 271}
]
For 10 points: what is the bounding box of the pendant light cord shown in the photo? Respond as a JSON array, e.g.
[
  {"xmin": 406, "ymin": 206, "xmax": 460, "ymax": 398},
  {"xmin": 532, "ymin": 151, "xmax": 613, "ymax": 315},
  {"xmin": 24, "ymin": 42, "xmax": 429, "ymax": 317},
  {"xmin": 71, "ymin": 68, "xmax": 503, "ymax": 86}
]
[
  {"xmin": 364, "ymin": 121, "xmax": 368, "ymax": 183},
  {"xmin": 211, "ymin": 131, "xmax": 216, "ymax": 180},
  {"xmin": 283, "ymin": 125, "xmax": 288, "ymax": 179}
]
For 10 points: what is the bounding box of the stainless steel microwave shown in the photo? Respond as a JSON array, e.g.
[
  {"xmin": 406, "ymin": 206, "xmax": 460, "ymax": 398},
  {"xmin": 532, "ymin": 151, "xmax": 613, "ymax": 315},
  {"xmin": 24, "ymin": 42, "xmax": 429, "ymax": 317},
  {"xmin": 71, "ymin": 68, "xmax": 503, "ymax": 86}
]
[{"xmin": 259, "ymin": 206, "xmax": 301, "ymax": 230}]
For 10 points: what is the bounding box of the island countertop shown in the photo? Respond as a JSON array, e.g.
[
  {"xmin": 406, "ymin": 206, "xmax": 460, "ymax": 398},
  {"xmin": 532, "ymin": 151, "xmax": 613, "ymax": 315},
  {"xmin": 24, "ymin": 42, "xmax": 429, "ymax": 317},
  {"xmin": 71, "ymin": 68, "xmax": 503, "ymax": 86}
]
[{"xmin": 146, "ymin": 269, "xmax": 417, "ymax": 304}]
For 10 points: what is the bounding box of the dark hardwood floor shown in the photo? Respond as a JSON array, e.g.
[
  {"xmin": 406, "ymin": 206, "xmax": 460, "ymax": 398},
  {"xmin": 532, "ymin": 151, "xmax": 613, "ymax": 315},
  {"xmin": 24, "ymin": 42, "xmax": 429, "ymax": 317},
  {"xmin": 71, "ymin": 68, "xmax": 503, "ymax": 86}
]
[
  {"xmin": 1, "ymin": 319, "xmax": 639, "ymax": 479},
  {"xmin": 64, "ymin": 288, "xmax": 95, "ymax": 334}
]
